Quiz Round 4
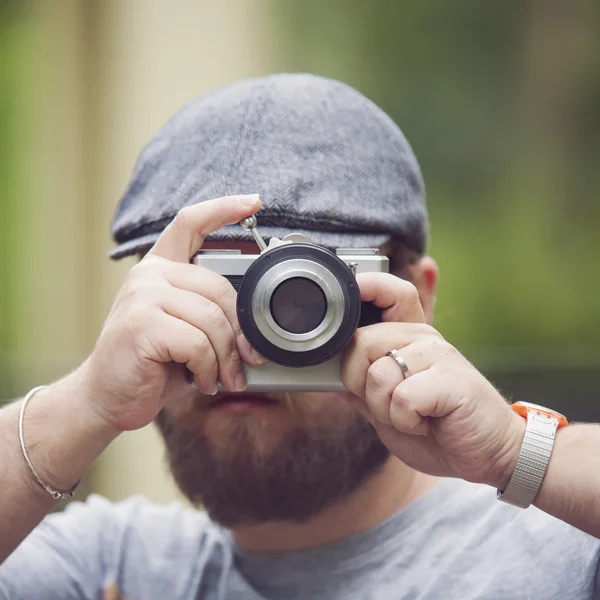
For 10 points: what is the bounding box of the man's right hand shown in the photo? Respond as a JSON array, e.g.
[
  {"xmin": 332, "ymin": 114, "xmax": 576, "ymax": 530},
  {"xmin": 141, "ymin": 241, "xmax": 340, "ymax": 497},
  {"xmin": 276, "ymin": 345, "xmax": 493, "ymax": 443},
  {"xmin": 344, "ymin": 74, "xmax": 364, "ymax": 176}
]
[
  {"xmin": 0, "ymin": 197, "xmax": 264, "ymax": 562},
  {"xmin": 81, "ymin": 194, "xmax": 265, "ymax": 432}
]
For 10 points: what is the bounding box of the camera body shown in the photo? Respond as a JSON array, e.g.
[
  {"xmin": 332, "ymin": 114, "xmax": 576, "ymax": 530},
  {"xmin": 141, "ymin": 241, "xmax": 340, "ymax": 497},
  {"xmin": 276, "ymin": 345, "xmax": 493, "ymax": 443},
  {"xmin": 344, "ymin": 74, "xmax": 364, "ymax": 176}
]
[{"xmin": 193, "ymin": 228, "xmax": 388, "ymax": 391}]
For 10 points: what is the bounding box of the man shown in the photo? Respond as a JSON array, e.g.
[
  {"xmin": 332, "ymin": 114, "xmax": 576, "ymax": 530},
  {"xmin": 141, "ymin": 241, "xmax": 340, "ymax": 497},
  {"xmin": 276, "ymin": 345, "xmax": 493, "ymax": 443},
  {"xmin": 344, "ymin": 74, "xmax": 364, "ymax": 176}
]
[{"xmin": 1, "ymin": 74, "xmax": 599, "ymax": 600}]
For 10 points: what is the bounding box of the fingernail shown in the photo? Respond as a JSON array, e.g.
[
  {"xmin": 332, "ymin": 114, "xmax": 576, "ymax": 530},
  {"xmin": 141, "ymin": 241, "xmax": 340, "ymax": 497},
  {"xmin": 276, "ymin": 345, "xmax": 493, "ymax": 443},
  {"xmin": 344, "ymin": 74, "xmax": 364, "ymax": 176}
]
[
  {"xmin": 208, "ymin": 384, "xmax": 218, "ymax": 396},
  {"xmin": 251, "ymin": 348, "xmax": 267, "ymax": 365},
  {"xmin": 238, "ymin": 194, "xmax": 260, "ymax": 208},
  {"xmin": 235, "ymin": 371, "xmax": 247, "ymax": 392}
]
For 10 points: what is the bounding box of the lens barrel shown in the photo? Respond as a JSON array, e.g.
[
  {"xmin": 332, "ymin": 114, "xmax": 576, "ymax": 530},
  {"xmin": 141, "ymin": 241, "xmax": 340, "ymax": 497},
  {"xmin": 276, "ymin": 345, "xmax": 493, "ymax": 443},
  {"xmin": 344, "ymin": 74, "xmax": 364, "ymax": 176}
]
[{"xmin": 237, "ymin": 244, "xmax": 362, "ymax": 367}]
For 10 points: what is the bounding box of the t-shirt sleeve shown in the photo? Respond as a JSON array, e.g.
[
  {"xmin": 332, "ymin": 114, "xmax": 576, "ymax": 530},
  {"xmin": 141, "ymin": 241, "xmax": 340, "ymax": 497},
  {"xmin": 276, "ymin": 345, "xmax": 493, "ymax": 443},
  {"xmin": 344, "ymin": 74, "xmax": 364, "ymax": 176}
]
[{"xmin": 0, "ymin": 494, "xmax": 123, "ymax": 600}]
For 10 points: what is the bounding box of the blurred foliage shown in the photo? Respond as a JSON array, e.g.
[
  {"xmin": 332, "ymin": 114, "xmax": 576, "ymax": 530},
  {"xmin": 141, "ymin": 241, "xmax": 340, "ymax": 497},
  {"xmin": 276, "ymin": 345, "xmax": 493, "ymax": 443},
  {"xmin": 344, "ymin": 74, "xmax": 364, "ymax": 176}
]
[
  {"xmin": 274, "ymin": 0, "xmax": 600, "ymax": 357},
  {"xmin": 1, "ymin": 0, "xmax": 599, "ymax": 399},
  {"xmin": 0, "ymin": 1, "xmax": 23, "ymax": 392}
]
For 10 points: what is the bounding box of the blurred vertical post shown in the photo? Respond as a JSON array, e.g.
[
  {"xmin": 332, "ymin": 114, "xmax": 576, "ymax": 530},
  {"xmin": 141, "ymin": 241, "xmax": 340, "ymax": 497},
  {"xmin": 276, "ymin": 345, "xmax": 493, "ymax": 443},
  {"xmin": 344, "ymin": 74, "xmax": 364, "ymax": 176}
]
[
  {"xmin": 8, "ymin": 0, "xmax": 276, "ymax": 504},
  {"xmin": 86, "ymin": 0, "xmax": 276, "ymax": 503}
]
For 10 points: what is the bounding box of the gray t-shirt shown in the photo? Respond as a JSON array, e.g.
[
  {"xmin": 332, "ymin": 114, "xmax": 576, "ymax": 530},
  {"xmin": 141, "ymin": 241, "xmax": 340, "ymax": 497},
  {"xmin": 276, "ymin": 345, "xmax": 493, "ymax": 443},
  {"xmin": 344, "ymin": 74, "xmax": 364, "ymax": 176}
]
[{"xmin": 1, "ymin": 478, "xmax": 599, "ymax": 599}]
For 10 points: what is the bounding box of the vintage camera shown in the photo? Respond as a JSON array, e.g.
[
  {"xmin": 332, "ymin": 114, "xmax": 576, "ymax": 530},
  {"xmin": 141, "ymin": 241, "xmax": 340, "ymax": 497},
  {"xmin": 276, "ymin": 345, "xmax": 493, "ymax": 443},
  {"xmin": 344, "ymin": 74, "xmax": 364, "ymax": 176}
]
[{"xmin": 193, "ymin": 216, "xmax": 388, "ymax": 391}]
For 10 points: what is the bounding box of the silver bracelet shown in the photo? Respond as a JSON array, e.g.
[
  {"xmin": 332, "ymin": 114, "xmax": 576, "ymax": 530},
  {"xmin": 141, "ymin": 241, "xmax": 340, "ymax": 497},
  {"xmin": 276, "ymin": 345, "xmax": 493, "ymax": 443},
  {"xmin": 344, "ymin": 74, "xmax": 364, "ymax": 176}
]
[{"xmin": 18, "ymin": 385, "xmax": 79, "ymax": 500}]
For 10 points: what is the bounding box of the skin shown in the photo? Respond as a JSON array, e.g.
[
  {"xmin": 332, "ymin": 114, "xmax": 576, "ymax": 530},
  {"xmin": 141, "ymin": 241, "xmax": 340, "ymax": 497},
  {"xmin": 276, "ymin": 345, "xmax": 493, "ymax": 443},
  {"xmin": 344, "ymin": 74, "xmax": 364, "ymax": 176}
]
[{"xmin": 1, "ymin": 194, "xmax": 600, "ymax": 573}]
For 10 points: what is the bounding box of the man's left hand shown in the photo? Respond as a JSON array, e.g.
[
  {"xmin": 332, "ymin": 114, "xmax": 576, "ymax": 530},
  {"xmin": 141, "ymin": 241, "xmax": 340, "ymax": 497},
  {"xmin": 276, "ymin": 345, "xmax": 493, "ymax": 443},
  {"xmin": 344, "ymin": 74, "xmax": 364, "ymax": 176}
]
[{"xmin": 342, "ymin": 272, "xmax": 525, "ymax": 490}]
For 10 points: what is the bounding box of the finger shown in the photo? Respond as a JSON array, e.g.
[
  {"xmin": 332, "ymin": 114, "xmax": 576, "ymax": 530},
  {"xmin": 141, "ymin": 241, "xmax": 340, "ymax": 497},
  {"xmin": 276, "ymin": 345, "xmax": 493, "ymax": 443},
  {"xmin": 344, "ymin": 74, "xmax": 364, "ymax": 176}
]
[
  {"xmin": 372, "ymin": 421, "xmax": 437, "ymax": 465},
  {"xmin": 147, "ymin": 194, "xmax": 260, "ymax": 263},
  {"xmin": 341, "ymin": 323, "xmax": 440, "ymax": 396},
  {"xmin": 389, "ymin": 375, "xmax": 431, "ymax": 435},
  {"xmin": 148, "ymin": 313, "xmax": 219, "ymax": 395},
  {"xmin": 168, "ymin": 264, "xmax": 262, "ymax": 365},
  {"xmin": 356, "ymin": 272, "xmax": 425, "ymax": 324},
  {"xmin": 363, "ymin": 356, "xmax": 405, "ymax": 424},
  {"xmin": 363, "ymin": 354, "xmax": 431, "ymax": 435},
  {"xmin": 160, "ymin": 287, "xmax": 246, "ymax": 392},
  {"xmin": 355, "ymin": 322, "xmax": 439, "ymax": 365},
  {"xmin": 148, "ymin": 260, "xmax": 265, "ymax": 366},
  {"xmin": 390, "ymin": 368, "xmax": 452, "ymax": 433}
]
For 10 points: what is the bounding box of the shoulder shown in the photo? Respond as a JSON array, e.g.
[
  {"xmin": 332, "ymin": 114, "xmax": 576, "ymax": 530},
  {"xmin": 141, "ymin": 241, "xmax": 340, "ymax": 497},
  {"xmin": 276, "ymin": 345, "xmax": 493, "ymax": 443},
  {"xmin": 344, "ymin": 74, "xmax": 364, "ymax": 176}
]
[
  {"xmin": 447, "ymin": 478, "xmax": 596, "ymax": 537},
  {"xmin": 75, "ymin": 494, "xmax": 229, "ymax": 573},
  {"xmin": 1, "ymin": 494, "xmax": 230, "ymax": 600},
  {"xmin": 36, "ymin": 493, "xmax": 224, "ymax": 556},
  {"xmin": 443, "ymin": 478, "xmax": 598, "ymax": 545},
  {"xmin": 97, "ymin": 495, "xmax": 231, "ymax": 597},
  {"xmin": 438, "ymin": 479, "xmax": 600, "ymax": 595}
]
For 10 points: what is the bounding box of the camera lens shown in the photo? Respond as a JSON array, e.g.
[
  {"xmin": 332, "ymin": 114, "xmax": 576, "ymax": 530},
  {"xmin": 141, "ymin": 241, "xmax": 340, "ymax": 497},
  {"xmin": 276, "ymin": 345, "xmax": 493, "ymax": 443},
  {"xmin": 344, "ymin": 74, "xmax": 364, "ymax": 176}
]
[
  {"xmin": 269, "ymin": 277, "xmax": 328, "ymax": 334},
  {"xmin": 237, "ymin": 243, "xmax": 363, "ymax": 367}
]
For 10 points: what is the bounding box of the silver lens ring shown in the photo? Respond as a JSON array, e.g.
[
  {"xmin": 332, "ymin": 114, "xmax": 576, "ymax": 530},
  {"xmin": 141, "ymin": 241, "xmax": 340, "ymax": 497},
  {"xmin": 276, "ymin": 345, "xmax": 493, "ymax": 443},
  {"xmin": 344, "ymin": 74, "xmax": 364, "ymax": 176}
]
[{"xmin": 251, "ymin": 259, "xmax": 345, "ymax": 352}]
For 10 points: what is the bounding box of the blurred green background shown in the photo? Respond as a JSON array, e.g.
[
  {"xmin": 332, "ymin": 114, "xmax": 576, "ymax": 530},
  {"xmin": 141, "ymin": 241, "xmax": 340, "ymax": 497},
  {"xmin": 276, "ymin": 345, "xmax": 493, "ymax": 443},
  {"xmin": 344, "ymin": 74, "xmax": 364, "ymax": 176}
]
[{"xmin": 1, "ymin": 0, "xmax": 598, "ymax": 502}]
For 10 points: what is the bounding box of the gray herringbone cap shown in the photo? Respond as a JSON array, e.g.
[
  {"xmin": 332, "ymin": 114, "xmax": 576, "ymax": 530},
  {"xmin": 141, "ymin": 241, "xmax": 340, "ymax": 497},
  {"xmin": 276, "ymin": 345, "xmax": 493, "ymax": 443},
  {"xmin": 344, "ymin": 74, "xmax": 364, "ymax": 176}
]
[{"xmin": 110, "ymin": 73, "xmax": 428, "ymax": 259}]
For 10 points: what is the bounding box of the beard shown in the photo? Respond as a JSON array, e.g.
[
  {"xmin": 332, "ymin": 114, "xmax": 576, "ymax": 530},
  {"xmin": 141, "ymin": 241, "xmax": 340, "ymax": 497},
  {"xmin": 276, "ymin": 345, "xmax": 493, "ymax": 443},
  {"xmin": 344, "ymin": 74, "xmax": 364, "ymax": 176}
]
[{"xmin": 154, "ymin": 395, "xmax": 390, "ymax": 527}]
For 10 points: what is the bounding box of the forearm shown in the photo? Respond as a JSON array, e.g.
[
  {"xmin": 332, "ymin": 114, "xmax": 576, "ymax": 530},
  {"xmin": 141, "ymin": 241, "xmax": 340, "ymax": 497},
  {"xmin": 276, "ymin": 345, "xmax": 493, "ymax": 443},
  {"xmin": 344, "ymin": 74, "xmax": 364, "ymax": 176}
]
[
  {"xmin": 0, "ymin": 365, "xmax": 120, "ymax": 563},
  {"xmin": 533, "ymin": 424, "xmax": 600, "ymax": 538}
]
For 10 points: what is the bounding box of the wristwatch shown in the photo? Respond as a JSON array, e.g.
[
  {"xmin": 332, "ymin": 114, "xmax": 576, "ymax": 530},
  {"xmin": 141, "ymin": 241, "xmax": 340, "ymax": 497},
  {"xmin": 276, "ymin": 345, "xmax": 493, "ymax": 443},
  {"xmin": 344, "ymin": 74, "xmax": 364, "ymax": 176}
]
[{"xmin": 497, "ymin": 401, "xmax": 568, "ymax": 508}]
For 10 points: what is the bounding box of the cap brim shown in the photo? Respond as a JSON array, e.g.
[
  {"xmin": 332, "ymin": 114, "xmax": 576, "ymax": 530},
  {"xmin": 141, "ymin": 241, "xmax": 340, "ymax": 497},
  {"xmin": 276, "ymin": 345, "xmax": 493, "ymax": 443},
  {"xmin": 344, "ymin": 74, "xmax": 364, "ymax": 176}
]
[{"xmin": 108, "ymin": 226, "xmax": 391, "ymax": 260}]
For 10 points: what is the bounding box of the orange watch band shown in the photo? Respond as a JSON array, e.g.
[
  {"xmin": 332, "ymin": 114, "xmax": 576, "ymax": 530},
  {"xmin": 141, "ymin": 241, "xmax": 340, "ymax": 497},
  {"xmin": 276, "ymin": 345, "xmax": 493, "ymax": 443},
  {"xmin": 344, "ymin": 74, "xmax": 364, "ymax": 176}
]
[{"xmin": 510, "ymin": 401, "xmax": 568, "ymax": 429}]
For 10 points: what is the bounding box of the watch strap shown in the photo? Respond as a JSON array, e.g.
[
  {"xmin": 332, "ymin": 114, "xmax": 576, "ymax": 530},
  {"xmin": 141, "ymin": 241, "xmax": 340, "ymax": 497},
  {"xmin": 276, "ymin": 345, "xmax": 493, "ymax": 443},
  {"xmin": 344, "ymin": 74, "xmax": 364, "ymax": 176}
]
[{"xmin": 497, "ymin": 411, "xmax": 559, "ymax": 508}]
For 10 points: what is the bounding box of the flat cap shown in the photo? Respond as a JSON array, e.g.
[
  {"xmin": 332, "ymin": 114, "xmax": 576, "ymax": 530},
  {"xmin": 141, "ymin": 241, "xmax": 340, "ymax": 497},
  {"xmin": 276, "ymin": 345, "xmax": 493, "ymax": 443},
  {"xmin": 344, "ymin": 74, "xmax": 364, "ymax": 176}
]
[{"xmin": 110, "ymin": 73, "xmax": 427, "ymax": 259}]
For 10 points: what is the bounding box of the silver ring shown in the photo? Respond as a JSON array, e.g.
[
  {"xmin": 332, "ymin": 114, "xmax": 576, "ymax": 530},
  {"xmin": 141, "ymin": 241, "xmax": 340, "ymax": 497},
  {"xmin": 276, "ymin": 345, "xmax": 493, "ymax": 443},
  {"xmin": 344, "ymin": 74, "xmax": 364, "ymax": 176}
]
[{"xmin": 387, "ymin": 349, "xmax": 411, "ymax": 379}]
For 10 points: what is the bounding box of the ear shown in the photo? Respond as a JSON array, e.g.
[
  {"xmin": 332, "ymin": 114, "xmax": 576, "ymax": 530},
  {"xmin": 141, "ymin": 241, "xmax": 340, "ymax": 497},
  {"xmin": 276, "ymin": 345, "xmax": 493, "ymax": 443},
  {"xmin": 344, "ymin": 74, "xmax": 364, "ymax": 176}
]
[{"xmin": 405, "ymin": 256, "xmax": 438, "ymax": 324}]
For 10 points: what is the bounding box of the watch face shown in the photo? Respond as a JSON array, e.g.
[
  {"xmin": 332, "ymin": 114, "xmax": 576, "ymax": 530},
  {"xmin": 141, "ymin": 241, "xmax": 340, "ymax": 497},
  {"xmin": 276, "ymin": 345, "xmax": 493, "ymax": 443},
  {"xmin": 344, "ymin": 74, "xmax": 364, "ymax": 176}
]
[{"xmin": 512, "ymin": 402, "xmax": 568, "ymax": 427}]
